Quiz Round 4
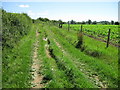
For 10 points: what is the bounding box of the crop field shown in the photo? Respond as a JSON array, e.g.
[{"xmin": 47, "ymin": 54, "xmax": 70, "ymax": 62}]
[
  {"xmin": 63, "ymin": 24, "xmax": 119, "ymax": 44},
  {"xmin": 2, "ymin": 10, "xmax": 119, "ymax": 88}
]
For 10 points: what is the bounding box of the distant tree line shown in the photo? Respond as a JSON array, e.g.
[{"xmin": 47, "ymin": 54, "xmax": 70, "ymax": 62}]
[
  {"xmin": 67, "ymin": 19, "xmax": 119, "ymax": 25},
  {"xmin": 33, "ymin": 17, "xmax": 119, "ymax": 25}
]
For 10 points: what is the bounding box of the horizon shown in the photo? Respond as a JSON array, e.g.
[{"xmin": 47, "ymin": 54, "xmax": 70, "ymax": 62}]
[{"xmin": 2, "ymin": 2, "xmax": 118, "ymax": 22}]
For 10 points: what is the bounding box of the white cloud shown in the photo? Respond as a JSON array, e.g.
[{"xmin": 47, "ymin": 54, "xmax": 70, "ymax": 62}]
[{"xmin": 18, "ymin": 5, "xmax": 29, "ymax": 8}]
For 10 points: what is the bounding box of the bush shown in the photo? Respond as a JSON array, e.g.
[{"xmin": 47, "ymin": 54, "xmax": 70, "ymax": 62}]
[
  {"xmin": 76, "ymin": 32, "xmax": 83, "ymax": 48},
  {"xmin": 2, "ymin": 10, "xmax": 32, "ymax": 50}
]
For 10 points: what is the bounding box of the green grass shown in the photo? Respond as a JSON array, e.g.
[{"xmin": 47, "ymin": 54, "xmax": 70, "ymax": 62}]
[
  {"xmin": 48, "ymin": 26, "xmax": 118, "ymax": 88},
  {"xmin": 37, "ymin": 25, "xmax": 74, "ymax": 88},
  {"xmin": 63, "ymin": 24, "xmax": 119, "ymax": 43},
  {"xmin": 2, "ymin": 24, "xmax": 36, "ymax": 88},
  {"xmin": 53, "ymin": 26, "xmax": 118, "ymax": 70},
  {"xmin": 3, "ymin": 22, "xmax": 118, "ymax": 88},
  {"xmin": 3, "ymin": 10, "xmax": 119, "ymax": 88},
  {"xmin": 45, "ymin": 26, "xmax": 97, "ymax": 88},
  {"xmin": 83, "ymin": 35, "xmax": 118, "ymax": 68}
]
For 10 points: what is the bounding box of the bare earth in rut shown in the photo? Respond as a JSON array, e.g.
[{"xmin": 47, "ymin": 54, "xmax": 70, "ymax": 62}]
[{"xmin": 31, "ymin": 30, "xmax": 44, "ymax": 88}]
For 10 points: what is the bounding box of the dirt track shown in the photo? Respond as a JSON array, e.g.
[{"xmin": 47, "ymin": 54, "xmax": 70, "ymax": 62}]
[{"xmin": 31, "ymin": 30, "xmax": 44, "ymax": 88}]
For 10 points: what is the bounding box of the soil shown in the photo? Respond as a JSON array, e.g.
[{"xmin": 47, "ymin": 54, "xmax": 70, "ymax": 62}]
[{"xmin": 31, "ymin": 30, "xmax": 44, "ymax": 88}]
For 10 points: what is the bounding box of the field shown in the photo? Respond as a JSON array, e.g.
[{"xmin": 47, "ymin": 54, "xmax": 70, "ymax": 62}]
[
  {"xmin": 2, "ymin": 11, "xmax": 119, "ymax": 88},
  {"xmin": 63, "ymin": 24, "xmax": 119, "ymax": 44}
]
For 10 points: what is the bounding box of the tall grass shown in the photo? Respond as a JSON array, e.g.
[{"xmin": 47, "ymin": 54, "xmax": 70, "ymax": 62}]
[
  {"xmin": 2, "ymin": 25, "xmax": 36, "ymax": 88},
  {"xmin": 50, "ymin": 26, "xmax": 118, "ymax": 88}
]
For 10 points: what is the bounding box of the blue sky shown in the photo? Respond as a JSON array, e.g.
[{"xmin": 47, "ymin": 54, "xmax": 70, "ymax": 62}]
[{"xmin": 2, "ymin": 2, "xmax": 118, "ymax": 22}]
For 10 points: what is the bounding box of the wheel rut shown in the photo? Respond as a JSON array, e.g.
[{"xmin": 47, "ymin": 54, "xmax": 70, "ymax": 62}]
[
  {"xmin": 53, "ymin": 38, "xmax": 107, "ymax": 88},
  {"xmin": 31, "ymin": 30, "xmax": 44, "ymax": 88}
]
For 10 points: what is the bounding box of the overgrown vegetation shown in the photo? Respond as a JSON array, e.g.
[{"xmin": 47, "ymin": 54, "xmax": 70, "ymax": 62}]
[
  {"xmin": 2, "ymin": 10, "xmax": 32, "ymax": 50},
  {"xmin": 2, "ymin": 10, "xmax": 118, "ymax": 88},
  {"xmin": 2, "ymin": 10, "xmax": 33, "ymax": 88}
]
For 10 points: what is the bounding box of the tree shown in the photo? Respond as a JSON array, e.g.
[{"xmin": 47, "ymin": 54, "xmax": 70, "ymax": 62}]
[
  {"xmin": 88, "ymin": 19, "xmax": 92, "ymax": 24},
  {"xmin": 32, "ymin": 19, "xmax": 35, "ymax": 23},
  {"xmin": 115, "ymin": 22, "xmax": 119, "ymax": 25},
  {"xmin": 76, "ymin": 22, "xmax": 81, "ymax": 24},
  {"xmin": 70, "ymin": 20, "xmax": 76, "ymax": 24},
  {"xmin": 92, "ymin": 21, "xmax": 97, "ymax": 24},
  {"xmin": 111, "ymin": 20, "xmax": 114, "ymax": 25},
  {"xmin": 37, "ymin": 17, "xmax": 49, "ymax": 22},
  {"xmin": 38, "ymin": 17, "xmax": 44, "ymax": 21},
  {"xmin": 81, "ymin": 21, "xmax": 85, "ymax": 24},
  {"xmin": 44, "ymin": 18, "xmax": 49, "ymax": 22},
  {"xmin": 99, "ymin": 21, "xmax": 110, "ymax": 25}
]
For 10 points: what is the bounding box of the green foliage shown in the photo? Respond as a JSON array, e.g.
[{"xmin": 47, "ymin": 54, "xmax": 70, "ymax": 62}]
[
  {"xmin": 2, "ymin": 10, "xmax": 118, "ymax": 88},
  {"xmin": 76, "ymin": 32, "xmax": 83, "ymax": 48},
  {"xmin": 37, "ymin": 17, "xmax": 50, "ymax": 22},
  {"xmin": 2, "ymin": 10, "xmax": 32, "ymax": 50},
  {"xmin": 63, "ymin": 24, "xmax": 119, "ymax": 44},
  {"xmin": 49, "ymin": 26, "xmax": 118, "ymax": 87},
  {"xmin": 2, "ymin": 10, "xmax": 33, "ymax": 88},
  {"xmin": 37, "ymin": 27, "xmax": 73, "ymax": 88},
  {"xmin": 2, "ymin": 25, "xmax": 36, "ymax": 88},
  {"xmin": 46, "ymin": 29, "xmax": 96, "ymax": 88}
]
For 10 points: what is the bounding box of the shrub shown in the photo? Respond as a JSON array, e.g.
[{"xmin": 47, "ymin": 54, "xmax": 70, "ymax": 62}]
[
  {"xmin": 76, "ymin": 32, "xmax": 83, "ymax": 48},
  {"xmin": 2, "ymin": 10, "xmax": 32, "ymax": 50}
]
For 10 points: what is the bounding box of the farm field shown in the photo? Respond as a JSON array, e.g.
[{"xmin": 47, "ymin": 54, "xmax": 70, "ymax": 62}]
[{"xmin": 63, "ymin": 24, "xmax": 119, "ymax": 45}]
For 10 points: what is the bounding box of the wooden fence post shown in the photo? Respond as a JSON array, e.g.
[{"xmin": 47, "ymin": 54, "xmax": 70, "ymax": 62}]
[
  {"xmin": 68, "ymin": 21, "xmax": 70, "ymax": 31},
  {"xmin": 80, "ymin": 25, "xmax": 83, "ymax": 32},
  {"xmin": 106, "ymin": 29, "xmax": 111, "ymax": 48},
  {"xmin": 58, "ymin": 22, "xmax": 59, "ymax": 28},
  {"xmin": 76, "ymin": 25, "xmax": 83, "ymax": 48}
]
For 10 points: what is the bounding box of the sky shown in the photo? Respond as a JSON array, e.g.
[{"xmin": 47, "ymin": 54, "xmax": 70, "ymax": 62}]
[{"xmin": 2, "ymin": 0, "xmax": 119, "ymax": 22}]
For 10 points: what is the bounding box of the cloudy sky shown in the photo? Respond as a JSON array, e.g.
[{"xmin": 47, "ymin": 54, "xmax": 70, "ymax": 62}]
[{"xmin": 2, "ymin": 0, "xmax": 119, "ymax": 22}]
